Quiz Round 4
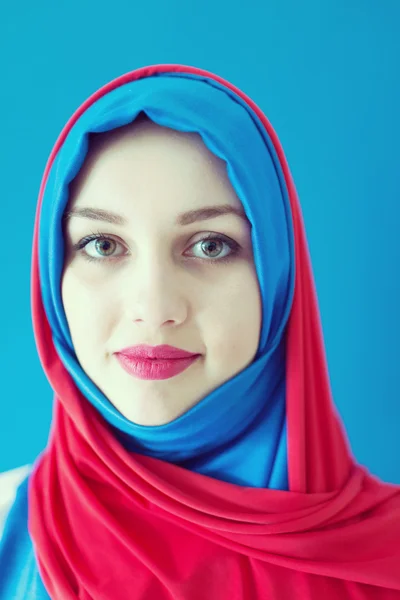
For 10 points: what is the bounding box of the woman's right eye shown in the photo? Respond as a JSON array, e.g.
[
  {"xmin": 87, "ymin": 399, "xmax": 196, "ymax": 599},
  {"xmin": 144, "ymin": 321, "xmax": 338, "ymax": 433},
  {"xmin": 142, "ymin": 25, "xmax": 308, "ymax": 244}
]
[
  {"xmin": 86, "ymin": 237, "xmax": 124, "ymax": 258},
  {"xmin": 73, "ymin": 233, "xmax": 126, "ymax": 262}
]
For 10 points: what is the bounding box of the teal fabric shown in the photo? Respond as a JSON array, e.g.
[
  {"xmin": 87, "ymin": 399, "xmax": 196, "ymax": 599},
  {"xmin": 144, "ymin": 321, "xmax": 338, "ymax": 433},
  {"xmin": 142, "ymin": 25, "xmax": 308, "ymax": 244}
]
[{"xmin": 0, "ymin": 475, "xmax": 49, "ymax": 599}]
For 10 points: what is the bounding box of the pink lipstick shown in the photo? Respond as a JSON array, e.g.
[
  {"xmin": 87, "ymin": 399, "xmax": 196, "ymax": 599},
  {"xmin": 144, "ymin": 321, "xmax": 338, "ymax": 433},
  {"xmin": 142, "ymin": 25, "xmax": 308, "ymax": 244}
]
[{"xmin": 114, "ymin": 344, "xmax": 201, "ymax": 381}]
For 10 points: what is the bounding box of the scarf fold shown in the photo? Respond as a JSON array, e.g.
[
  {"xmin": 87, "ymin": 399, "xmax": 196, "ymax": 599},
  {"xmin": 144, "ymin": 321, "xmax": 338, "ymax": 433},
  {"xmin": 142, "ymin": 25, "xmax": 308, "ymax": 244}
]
[{"xmin": 1, "ymin": 64, "xmax": 399, "ymax": 600}]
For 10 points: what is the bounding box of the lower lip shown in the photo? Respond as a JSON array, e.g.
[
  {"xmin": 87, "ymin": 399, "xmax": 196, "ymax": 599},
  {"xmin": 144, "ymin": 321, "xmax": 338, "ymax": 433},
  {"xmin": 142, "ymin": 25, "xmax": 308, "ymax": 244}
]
[{"xmin": 115, "ymin": 354, "xmax": 200, "ymax": 380}]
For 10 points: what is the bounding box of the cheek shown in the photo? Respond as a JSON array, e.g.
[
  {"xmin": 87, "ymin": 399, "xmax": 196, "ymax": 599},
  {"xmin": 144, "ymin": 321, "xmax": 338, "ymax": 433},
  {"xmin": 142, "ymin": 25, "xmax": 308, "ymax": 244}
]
[
  {"xmin": 204, "ymin": 270, "xmax": 262, "ymax": 360},
  {"xmin": 61, "ymin": 268, "xmax": 116, "ymax": 346}
]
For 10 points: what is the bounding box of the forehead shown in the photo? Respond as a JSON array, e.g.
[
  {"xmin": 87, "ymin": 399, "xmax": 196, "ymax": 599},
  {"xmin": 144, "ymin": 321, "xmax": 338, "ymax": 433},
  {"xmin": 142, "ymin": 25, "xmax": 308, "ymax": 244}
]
[
  {"xmin": 67, "ymin": 118, "xmax": 245, "ymax": 214},
  {"xmin": 94, "ymin": 119, "xmax": 225, "ymax": 171}
]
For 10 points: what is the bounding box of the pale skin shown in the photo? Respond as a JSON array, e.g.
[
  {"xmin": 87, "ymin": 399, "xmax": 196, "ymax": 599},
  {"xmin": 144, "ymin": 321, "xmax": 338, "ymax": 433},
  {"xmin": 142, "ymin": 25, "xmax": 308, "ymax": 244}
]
[{"xmin": 61, "ymin": 117, "xmax": 262, "ymax": 426}]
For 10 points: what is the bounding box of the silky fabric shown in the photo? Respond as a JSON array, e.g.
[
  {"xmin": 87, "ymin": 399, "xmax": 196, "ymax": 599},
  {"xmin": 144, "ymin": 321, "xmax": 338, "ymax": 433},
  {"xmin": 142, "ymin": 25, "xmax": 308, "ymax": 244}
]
[{"xmin": 0, "ymin": 64, "xmax": 399, "ymax": 599}]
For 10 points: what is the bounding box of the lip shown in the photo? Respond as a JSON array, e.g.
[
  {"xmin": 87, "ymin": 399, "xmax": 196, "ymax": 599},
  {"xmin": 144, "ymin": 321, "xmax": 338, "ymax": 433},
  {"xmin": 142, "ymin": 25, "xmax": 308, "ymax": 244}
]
[
  {"xmin": 114, "ymin": 353, "xmax": 200, "ymax": 381},
  {"xmin": 115, "ymin": 344, "xmax": 199, "ymax": 360}
]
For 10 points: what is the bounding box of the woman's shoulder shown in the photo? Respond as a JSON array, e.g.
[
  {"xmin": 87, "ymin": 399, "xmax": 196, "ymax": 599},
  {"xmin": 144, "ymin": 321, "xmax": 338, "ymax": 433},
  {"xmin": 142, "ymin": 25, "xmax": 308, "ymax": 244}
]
[{"xmin": 0, "ymin": 465, "xmax": 31, "ymax": 540}]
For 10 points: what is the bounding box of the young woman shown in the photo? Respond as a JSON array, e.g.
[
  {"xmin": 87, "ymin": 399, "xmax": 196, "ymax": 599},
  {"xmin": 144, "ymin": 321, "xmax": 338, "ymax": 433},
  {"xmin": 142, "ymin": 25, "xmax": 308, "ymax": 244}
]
[{"xmin": 0, "ymin": 64, "xmax": 399, "ymax": 599}]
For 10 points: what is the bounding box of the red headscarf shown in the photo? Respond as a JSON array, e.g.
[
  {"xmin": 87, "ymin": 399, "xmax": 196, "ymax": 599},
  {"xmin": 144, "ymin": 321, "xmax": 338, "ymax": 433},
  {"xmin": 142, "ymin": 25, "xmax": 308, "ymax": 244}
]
[{"xmin": 29, "ymin": 64, "xmax": 400, "ymax": 599}]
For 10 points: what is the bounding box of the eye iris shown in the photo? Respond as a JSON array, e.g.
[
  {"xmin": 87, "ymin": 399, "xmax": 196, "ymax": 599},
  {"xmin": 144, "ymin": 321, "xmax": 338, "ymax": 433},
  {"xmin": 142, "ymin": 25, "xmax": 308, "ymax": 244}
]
[
  {"xmin": 95, "ymin": 238, "xmax": 115, "ymax": 256},
  {"xmin": 201, "ymin": 239, "xmax": 222, "ymax": 257}
]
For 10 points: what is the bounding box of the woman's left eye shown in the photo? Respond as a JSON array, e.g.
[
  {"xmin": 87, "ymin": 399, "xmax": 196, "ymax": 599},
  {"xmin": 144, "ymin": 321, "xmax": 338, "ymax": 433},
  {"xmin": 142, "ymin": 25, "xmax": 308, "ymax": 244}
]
[
  {"xmin": 73, "ymin": 232, "xmax": 240, "ymax": 264},
  {"xmin": 189, "ymin": 236, "xmax": 239, "ymax": 261}
]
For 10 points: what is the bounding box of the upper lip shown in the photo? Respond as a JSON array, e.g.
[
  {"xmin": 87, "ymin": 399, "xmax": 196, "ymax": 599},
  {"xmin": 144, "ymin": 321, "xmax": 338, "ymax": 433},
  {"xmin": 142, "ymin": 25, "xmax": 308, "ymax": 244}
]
[{"xmin": 114, "ymin": 344, "xmax": 200, "ymax": 360}]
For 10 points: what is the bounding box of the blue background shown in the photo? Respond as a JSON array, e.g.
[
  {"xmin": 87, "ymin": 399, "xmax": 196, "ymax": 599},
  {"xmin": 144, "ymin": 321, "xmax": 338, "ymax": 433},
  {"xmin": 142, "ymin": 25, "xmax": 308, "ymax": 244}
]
[{"xmin": 1, "ymin": 0, "xmax": 399, "ymax": 483}]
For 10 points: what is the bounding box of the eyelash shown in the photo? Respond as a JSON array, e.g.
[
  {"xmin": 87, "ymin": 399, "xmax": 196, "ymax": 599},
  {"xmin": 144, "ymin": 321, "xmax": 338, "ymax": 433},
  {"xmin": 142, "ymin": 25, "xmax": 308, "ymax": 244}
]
[{"xmin": 72, "ymin": 230, "xmax": 241, "ymax": 266}]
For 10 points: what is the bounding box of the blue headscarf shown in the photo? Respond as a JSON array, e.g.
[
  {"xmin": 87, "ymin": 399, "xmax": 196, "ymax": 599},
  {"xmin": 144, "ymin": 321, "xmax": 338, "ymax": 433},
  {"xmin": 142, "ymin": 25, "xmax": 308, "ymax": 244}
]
[{"xmin": 38, "ymin": 72, "xmax": 295, "ymax": 489}]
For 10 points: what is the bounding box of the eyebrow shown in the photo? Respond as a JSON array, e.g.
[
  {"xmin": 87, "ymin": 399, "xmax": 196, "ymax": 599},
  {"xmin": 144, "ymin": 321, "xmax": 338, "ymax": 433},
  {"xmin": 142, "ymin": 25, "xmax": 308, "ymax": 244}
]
[{"xmin": 63, "ymin": 204, "xmax": 250, "ymax": 226}]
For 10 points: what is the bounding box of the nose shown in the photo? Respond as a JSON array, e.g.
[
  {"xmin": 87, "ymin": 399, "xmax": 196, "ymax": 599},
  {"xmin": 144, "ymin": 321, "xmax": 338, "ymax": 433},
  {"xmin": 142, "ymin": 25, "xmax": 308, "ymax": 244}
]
[{"xmin": 124, "ymin": 258, "xmax": 189, "ymax": 329}]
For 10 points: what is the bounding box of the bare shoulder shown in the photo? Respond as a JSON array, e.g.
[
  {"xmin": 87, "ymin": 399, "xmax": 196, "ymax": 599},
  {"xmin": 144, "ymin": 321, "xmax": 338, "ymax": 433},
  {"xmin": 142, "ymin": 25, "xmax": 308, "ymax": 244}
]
[{"xmin": 0, "ymin": 465, "xmax": 31, "ymax": 540}]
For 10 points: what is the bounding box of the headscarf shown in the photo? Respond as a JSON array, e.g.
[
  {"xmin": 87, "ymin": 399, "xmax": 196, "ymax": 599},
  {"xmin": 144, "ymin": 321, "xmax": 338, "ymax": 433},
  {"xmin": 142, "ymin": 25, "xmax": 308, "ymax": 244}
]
[
  {"xmin": 38, "ymin": 71, "xmax": 293, "ymax": 489},
  {"xmin": 1, "ymin": 64, "xmax": 399, "ymax": 600}
]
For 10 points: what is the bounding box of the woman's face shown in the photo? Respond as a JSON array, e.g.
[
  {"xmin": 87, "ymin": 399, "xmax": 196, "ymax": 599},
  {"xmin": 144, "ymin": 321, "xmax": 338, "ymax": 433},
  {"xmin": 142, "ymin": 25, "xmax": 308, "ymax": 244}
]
[{"xmin": 61, "ymin": 119, "xmax": 262, "ymax": 425}]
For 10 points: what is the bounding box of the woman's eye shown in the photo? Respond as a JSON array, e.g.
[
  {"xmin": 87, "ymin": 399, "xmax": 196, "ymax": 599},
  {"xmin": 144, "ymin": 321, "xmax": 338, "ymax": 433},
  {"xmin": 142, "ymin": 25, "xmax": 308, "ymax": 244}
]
[
  {"xmin": 189, "ymin": 237, "xmax": 236, "ymax": 260},
  {"xmin": 76, "ymin": 235, "xmax": 124, "ymax": 260},
  {"xmin": 74, "ymin": 232, "xmax": 240, "ymax": 264}
]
